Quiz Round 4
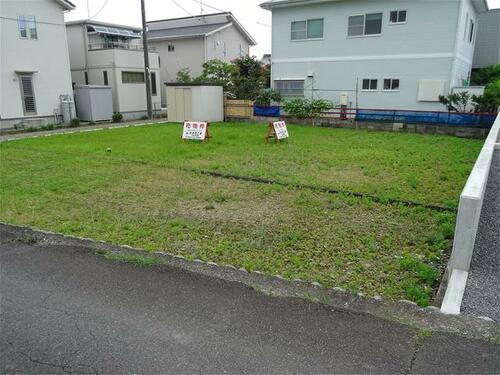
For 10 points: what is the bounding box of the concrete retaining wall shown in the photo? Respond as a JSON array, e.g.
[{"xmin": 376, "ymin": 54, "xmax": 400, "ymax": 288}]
[
  {"xmin": 225, "ymin": 115, "xmax": 492, "ymax": 139},
  {"xmin": 441, "ymin": 114, "xmax": 500, "ymax": 314}
]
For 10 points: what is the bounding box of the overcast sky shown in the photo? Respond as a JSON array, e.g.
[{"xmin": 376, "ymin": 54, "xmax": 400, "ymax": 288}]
[
  {"xmin": 65, "ymin": 0, "xmax": 272, "ymax": 58},
  {"xmin": 65, "ymin": 0, "xmax": 500, "ymax": 59}
]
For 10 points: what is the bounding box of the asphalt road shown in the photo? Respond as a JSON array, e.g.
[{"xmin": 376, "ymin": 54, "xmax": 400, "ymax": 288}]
[
  {"xmin": 1, "ymin": 229, "xmax": 499, "ymax": 374},
  {"xmin": 462, "ymin": 150, "xmax": 500, "ymax": 322}
]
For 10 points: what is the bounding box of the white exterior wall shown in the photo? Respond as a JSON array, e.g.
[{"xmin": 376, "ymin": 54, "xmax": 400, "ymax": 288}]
[
  {"xmin": 149, "ymin": 38, "xmax": 205, "ymax": 106},
  {"xmin": 66, "ymin": 23, "xmax": 161, "ymax": 118},
  {"xmin": 166, "ymin": 85, "xmax": 223, "ymax": 122},
  {"xmin": 270, "ymin": 0, "xmax": 480, "ymax": 111},
  {"xmin": 450, "ymin": 0, "xmax": 479, "ymax": 87},
  {"xmin": 0, "ymin": 0, "xmax": 74, "ymax": 129},
  {"xmin": 205, "ymin": 25, "xmax": 251, "ymax": 62},
  {"xmin": 473, "ymin": 10, "xmax": 500, "ymax": 69}
]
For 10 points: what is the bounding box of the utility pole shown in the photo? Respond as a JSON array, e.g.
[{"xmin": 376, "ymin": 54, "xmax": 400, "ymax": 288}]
[{"xmin": 141, "ymin": 0, "xmax": 153, "ymax": 119}]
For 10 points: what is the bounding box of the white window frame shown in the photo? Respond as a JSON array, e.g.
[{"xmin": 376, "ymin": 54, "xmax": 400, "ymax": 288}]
[
  {"xmin": 168, "ymin": 44, "xmax": 175, "ymax": 52},
  {"xmin": 389, "ymin": 10, "xmax": 407, "ymax": 25},
  {"xmin": 361, "ymin": 78, "xmax": 378, "ymax": 91},
  {"xmin": 18, "ymin": 74, "xmax": 37, "ymax": 115},
  {"xmin": 274, "ymin": 79, "xmax": 305, "ymax": 97},
  {"xmin": 383, "ymin": 78, "xmax": 400, "ymax": 92},
  {"xmin": 347, "ymin": 13, "xmax": 383, "ymax": 38},
  {"xmin": 122, "ymin": 71, "xmax": 145, "ymax": 84},
  {"xmin": 17, "ymin": 15, "xmax": 37, "ymax": 40},
  {"xmin": 291, "ymin": 18, "xmax": 324, "ymax": 41}
]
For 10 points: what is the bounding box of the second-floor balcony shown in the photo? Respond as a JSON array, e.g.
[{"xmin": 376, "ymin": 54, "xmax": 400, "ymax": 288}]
[{"xmin": 88, "ymin": 41, "xmax": 157, "ymax": 52}]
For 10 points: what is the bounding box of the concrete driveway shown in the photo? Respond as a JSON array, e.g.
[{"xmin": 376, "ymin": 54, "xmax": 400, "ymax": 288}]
[{"xmin": 1, "ymin": 226, "xmax": 499, "ymax": 374}]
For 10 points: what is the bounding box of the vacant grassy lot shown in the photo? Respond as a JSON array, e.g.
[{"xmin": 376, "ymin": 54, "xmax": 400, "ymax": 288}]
[{"xmin": 0, "ymin": 123, "xmax": 482, "ymax": 305}]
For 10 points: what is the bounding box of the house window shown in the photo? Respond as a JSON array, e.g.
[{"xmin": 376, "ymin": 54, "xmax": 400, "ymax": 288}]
[
  {"xmin": 362, "ymin": 79, "xmax": 378, "ymax": 91},
  {"xmin": 19, "ymin": 75, "xmax": 36, "ymax": 114},
  {"xmin": 18, "ymin": 16, "xmax": 37, "ymax": 40},
  {"xmin": 389, "ymin": 10, "xmax": 406, "ymax": 24},
  {"xmin": 103, "ymin": 71, "xmax": 109, "ymax": 86},
  {"xmin": 383, "ymin": 78, "xmax": 400, "ymax": 91},
  {"xmin": 274, "ymin": 80, "xmax": 304, "ymax": 97},
  {"xmin": 348, "ymin": 13, "xmax": 382, "ymax": 36},
  {"xmin": 223, "ymin": 41, "xmax": 227, "ymax": 57},
  {"xmin": 469, "ymin": 20, "xmax": 474, "ymax": 42},
  {"xmin": 291, "ymin": 18, "xmax": 324, "ymax": 40},
  {"xmin": 85, "ymin": 72, "xmax": 89, "ymax": 85},
  {"xmin": 122, "ymin": 71, "xmax": 145, "ymax": 83},
  {"xmin": 168, "ymin": 44, "xmax": 175, "ymax": 52},
  {"xmin": 151, "ymin": 72, "xmax": 157, "ymax": 96}
]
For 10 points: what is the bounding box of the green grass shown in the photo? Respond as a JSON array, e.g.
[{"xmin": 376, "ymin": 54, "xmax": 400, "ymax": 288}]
[
  {"xmin": 0, "ymin": 122, "xmax": 482, "ymax": 305},
  {"xmin": 1, "ymin": 122, "xmax": 481, "ymax": 206},
  {"xmin": 99, "ymin": 251, "xmax": 162, "ymax": 266}
]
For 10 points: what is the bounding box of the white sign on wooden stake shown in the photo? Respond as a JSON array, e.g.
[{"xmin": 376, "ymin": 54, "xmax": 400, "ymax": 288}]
[
  {"xmin": 182, "ymin": 121, "xmax": 208, "ymax": 141},
  {"xmin": 272, "ymin": 121, "xmax": 289, "ymax": 140}
]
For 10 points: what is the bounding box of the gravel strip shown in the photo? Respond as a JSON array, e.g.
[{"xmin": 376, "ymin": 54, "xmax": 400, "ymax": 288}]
[{"xmin": 462, "ymin": 150, "xmax": 500, "ymax": 321}]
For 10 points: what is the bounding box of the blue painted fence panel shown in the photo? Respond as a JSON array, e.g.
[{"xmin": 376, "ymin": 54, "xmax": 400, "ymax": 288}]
[
  {"xmin": 356, "ymin": 110, "xmax": 495, "ymax": 128},
  {"xmin": 254, "ymin": 106, "xmax": 281, "ymax": 118}
]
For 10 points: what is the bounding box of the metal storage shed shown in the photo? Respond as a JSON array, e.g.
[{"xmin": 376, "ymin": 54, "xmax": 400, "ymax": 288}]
[
  {"xmin": 166, "ymin": 83, "xmax": 223, "ymax": 123},
  {"xmin": 73, "ymin": 85, "xmax": 113, "ymax": 122}
]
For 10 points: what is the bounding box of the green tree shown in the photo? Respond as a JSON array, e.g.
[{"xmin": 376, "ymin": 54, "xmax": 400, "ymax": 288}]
[
  {"xmin": 471, "ymin": 64, "xmax": 500, "ymax": 85},
  {"xmin": 176, "ymin": 68, "xmax": 192, "ymax": 83},
  {"xmin": 472, "ymin": 79, "xmax": 500, "ymax": 113},
  {"xmin": 197, "ymin": 59, "xmax": 237, "ymax": 92},
  {"xmin": 231, "ymin": 56, "xmax": 267, "ymax": 100}
]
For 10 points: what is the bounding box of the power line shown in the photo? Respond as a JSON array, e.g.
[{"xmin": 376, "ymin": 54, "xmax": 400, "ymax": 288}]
[
  {"xmin": 191, "ymin": 0, "xmax": 226, "ymax": 13},
  {"xmin": 88, "ymin": 0, "xmax": 111, "ymax": 19},
  {"xmin": 0, "ymin": 16, "xmax": 65, "ymax": 27},
  {"xmin": 171, "ymin": 0, "xmax": 194, "ymax": 16},
  {"xmin": 256, "ymin": 21, "xmax": 271, "ymax": 27}
]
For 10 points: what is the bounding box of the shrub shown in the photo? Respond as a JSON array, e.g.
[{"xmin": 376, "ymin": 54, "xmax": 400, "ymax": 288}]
[
  {"xmin": 176, "ymin": 67, "xmax": 193, "ymax": 83},
  {"xmin": 283, "ymin": 98, "xmax": 332, "ymax": 118},
  {"xmin": 112, "ymin": 112, "xmax": 123, "ymax": 123},
  {"xmin": 255, "ymin": 89, "xmax": 282, "ymax": 106},
  {"xmin": 140, "ymin": 115, "xmax": 149, "ymax": 120},
  {"xmin": 69, "ymin": 117, "xmax": 80, "ymax": 127},
  {"xmin": 471, "ymin": 64, "xmax": 500, "ymax": 85},
  {"xmin": 438, "ymin": 92, "xmax": 471, "ymax": 112},
  {"xmin": 472, "ymin": 79, "xmax": 500, "ymax": 113}
]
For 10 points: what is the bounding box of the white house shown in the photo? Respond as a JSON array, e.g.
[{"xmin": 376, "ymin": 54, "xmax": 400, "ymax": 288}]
[
  {"xmin": 0, "ymin": 0, "xmax": 75, "ymax": 129},
  {"xmin": 146, "ymin": 12, "xmax": 257, "ymax": 106},
  {"xmin": 65, "ymin": 20, "xmax": 161, "ymax": 119},
  {"xmin": 260, "ymin": 0, "xmax": 490, "ymax": 111},
  {"xmin": 473, "ymin": 10, "xmax": 500, "ymax": 70}
]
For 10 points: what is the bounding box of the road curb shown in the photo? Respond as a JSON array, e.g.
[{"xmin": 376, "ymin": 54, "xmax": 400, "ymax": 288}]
[{"xmin": 1, "ymin": 222, "xmax": 499, "ymax": 343}]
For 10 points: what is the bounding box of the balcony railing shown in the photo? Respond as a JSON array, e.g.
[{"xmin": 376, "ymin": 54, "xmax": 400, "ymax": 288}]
[{"xmin": 88, "ymin": 41, "xmax": 157, "ymax": 52}]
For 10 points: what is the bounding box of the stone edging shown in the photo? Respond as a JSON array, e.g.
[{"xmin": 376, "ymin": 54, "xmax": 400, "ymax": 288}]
[{"xmin": 1, "ymin": 222, "xmax": 498, "ymax": 343}]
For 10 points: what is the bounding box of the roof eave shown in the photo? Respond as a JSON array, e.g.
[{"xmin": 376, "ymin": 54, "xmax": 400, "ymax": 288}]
[
  {"xmin": 260, "ymin": 0, "xmax": 348, "ymax": 10},
  {"xmin": 472, "ymin": 0, "xmax": 490, "ymax": 13},
  {"xmin": 55, "ymin": 0, "xmax": 76, "ymax": 11},
  {"xmin": 148, "ymin": 34, "xmax": 206, "ymax": 42},
  {"xmin": 227, "ymin": 14, "xmax": 257, "ymax": 45}
]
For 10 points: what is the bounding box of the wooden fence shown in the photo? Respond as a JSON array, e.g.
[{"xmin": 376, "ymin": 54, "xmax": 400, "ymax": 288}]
[{"xmin": 224, "ymin": 99, "xmax": 254, "ymax": 120}]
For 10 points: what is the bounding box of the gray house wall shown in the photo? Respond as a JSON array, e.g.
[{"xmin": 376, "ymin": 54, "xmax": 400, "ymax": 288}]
[
  {"xmin": 147, "ymin": 13, "xmax": 255, "ymax": 106},
  {"xmin": 269, "ymin": 0, "xmax": 481, "ymax": 111},
  {"xmin": 205, "ymin": 25, "xmax": 251, "ymax": 62},
  {"xmin": 149, "ymin": 37, "xmax": 206, "ymax": 106},
  {"xmin": 473, "ymin": 10, "xmax": 500, "ymax": 69}
]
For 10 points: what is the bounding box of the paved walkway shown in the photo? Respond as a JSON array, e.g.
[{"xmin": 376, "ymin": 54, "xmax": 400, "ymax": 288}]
[
  {"xmin": 462, "ymin": 150, "xmax": 500, "ymax": 322},
  {"xmin": 0, "ymin": 119, "xmax": 166, "ymax": 142},
  {"xmin": 1, "ymin": 227, "xmax": 499, "ymax": 374}
]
